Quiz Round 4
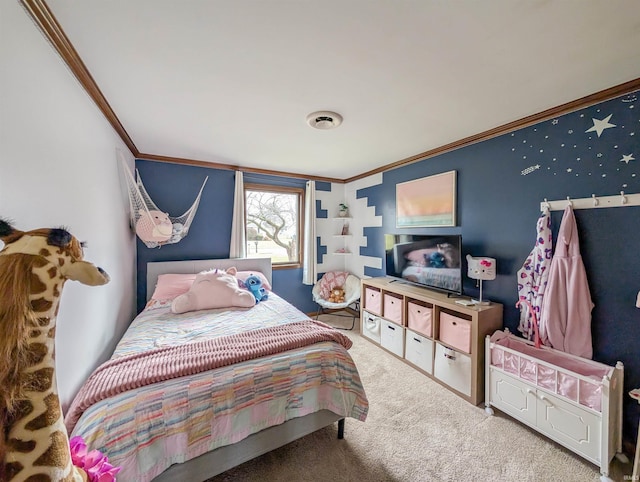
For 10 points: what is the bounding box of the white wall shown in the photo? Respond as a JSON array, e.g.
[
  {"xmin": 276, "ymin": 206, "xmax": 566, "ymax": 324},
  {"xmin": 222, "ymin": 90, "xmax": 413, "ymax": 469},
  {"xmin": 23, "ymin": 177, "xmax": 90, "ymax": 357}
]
[
  {"xmin": 344, "ymin": 173, "xmax": 383, "ymax": 278},
  {"xmin": 0, "ymin": 1, "xmax": 136, "ymax": 410}
]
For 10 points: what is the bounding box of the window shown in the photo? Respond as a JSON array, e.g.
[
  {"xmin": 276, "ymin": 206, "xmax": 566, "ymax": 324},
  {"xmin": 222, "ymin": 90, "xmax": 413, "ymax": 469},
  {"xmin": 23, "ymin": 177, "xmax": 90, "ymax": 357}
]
[{"xmin": 244, "ymin": 183, "xmax": 304, "ymax": 268}]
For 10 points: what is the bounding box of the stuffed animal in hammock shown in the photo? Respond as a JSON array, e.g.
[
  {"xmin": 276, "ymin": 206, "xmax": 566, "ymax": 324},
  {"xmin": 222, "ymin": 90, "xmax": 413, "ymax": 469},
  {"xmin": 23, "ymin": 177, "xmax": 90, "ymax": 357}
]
[
  {"xmin": 0, "ymin": 219, "xmax": 115, "ymax": 482},
  {"xmin": 135, "ymin": 209, "xmax": 173, "ymax": 244}
]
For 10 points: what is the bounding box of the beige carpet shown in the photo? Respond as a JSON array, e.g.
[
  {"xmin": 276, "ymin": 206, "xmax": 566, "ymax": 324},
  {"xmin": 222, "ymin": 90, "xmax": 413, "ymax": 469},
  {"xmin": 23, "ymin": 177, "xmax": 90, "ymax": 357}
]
[{"xmin": 208, "ymin": 314, "xmax": 633, "ymax": 482}]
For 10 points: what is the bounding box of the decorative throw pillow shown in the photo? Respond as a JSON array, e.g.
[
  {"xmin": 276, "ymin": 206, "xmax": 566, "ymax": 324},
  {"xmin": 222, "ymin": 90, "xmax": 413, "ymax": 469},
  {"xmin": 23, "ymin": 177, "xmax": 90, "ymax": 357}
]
[
  {"xmin": 171, "ymin": 267, "xmax": 256, "ymax": 314},
  {"xmin": 150, "ymin": 273, "xmax": 197, "ymax": 301}
]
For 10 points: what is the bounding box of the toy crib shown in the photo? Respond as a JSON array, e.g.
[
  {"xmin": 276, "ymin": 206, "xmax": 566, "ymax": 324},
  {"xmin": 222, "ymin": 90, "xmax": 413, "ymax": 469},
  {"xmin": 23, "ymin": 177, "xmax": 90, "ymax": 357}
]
[{"xmin": 485, "ymin": 330, "xmax": 625, "ymax": 481}]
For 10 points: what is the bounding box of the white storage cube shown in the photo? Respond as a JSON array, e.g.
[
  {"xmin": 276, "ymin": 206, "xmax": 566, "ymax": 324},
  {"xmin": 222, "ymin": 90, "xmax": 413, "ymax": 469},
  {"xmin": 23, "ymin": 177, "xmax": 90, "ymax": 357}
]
[
  {"xmin": 362, "ymin": 310, "xmax": 382, "ymax": 344},
  {"xmin": 405, "ymin": 329, "xmax": 434, "ymax": 374},
  {"xmin": 380, "ymin": 319, "xmax": 404, "ymax": 357},
  {"xmin": 434, "ymin": 342, "xmax": 471, "ymax": 397}
]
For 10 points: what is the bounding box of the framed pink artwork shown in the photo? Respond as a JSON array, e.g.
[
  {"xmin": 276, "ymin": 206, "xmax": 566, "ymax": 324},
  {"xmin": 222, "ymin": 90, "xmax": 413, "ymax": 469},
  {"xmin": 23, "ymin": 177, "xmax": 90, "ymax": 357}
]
[{"xmin": 396, "ymin": 170, "xmax": 457, "ymax": 227}]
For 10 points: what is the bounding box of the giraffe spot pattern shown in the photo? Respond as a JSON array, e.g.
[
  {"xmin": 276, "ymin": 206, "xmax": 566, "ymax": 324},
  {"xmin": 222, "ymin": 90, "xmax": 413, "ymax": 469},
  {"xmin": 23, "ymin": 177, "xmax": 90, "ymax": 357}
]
[
  {"xmin": 7, "ymin": 436, "xmax": 36, "ymax": 453},
  {"xmin": 33, "ymin": 430, "xmax": 70, "ymax": 469},
  {"xmin": 25, "ymin": 393, "xmax": 61, "ymax": 431},
  {"xmin": 38, "ymin": 248, "xmax": 51, "ymax": 257},
  {"xmin": 5, "ymin": 461, "xmax": 25, "ymax": 480},
  {"xmin": 47, "ymin": 267, "xmax": 57, "ymax": 279},
  {"xmin": 36, "ymin": 317, "xmax": 49, "ymax": 327},
  {"xmin": 30, "ymin": 298, "xmax": 52, "ymax": 313},
  {"xmin": 29, "ymin": 273, "xmax": 47, "ymax": 294},
  {"xmin": 29, "ymin": 329, "xmax": 42, "ymax": 338},
  {"xmin": 25, "ymin": 473, "xmax": 53, "ymax": 481},
  {"xmin": 32, "ymin": 257, "xmax": 48, "ymax": 269},
  {"xmin": 25, "ymin": 343, "xmax": 48, "ymax": 366},
  {"xmin": 23, "ymin": 367, "xmax": 53, "ymax": 393}
]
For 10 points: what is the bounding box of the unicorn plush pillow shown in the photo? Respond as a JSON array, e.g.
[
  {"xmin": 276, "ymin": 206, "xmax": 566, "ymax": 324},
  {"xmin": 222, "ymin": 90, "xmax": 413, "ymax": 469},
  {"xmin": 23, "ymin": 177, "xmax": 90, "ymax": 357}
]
[{"xmin": 171, "ymin": 267, "xmax": 256, "ymax": 314}]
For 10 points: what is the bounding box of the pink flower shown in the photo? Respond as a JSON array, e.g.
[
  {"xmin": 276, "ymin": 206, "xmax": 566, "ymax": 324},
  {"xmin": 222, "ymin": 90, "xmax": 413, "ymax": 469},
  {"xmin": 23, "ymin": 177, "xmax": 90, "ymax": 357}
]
[{"xmin": 69, "ymin": 436, "xmax": 121, "ymax": 482}]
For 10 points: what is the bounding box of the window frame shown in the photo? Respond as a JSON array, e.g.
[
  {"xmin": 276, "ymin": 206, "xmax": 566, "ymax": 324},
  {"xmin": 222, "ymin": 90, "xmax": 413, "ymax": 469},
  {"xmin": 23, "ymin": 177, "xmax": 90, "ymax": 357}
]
[{"xmin": 244, "ymin": 182, "xmax": 305, "ymax": 270}]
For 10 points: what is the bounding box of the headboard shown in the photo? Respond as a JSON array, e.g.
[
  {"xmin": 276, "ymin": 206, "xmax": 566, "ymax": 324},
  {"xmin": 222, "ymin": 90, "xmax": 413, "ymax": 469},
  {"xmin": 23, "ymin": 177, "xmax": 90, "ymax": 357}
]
[{"xmin": 146, "ymin": 258, "xmax": 272, "ymax": 301}]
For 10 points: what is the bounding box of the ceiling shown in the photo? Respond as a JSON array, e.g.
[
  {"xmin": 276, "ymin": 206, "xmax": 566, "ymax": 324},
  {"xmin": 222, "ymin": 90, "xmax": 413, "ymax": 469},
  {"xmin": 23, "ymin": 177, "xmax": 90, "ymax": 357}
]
[{"xmin": 29, "ymin": 1, "xmax": 640, "ymax": 180}]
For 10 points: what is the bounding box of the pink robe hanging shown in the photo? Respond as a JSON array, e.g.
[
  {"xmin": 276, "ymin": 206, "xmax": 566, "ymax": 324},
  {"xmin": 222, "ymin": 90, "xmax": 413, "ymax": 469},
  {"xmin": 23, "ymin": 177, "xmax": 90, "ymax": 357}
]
[{"xmin": 539, "ymin": 205, "xmax": 594, "ymax": 359}]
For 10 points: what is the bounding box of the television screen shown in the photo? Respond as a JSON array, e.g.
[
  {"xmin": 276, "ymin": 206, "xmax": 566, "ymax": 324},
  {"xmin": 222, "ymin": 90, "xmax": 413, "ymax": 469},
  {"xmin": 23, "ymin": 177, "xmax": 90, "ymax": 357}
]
[{"xmin": 384, "ymin": 234, "xmax": 462, "ymax": 295}]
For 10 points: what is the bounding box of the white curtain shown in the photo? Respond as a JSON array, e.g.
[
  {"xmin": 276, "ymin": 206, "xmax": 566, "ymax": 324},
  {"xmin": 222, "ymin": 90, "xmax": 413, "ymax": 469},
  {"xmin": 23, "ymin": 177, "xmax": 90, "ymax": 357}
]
[
  {"xmin": 229, "ymin": 171, "xmax": 246, "ymax": 258},
  {"xmin": 302, "ymin": 180, "xmax": 317, "ymax": 285}
]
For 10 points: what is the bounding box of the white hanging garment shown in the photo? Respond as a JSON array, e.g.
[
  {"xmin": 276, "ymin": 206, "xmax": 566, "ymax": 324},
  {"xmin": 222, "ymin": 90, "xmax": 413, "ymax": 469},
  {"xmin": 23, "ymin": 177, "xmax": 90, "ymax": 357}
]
[
  {"xmin": 120, "ymin": 156, "xmax": 208, "ymax": 248},
  {"xmin": 517, "ymin": 207, "xmax": 553, "ymax": 340}
]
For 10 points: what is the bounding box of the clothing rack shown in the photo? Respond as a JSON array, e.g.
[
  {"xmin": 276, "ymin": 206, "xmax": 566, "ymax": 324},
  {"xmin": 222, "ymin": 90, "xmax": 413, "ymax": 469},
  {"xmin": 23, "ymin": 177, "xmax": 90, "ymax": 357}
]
[{"xmin": 540, "ymin": 191, "xmax": 640, "ymax": 211}]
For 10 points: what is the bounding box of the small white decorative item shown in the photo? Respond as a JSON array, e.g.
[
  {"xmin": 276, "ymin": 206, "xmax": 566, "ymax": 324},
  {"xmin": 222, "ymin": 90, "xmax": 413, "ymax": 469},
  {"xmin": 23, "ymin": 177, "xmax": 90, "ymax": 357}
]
[
  {"xmin": 466, "ymin": 255, "xmax": 496, "ymax": 305},
  {"xmin": 338, "ymin": 203, "xmax": 349, "ymax": 217}
]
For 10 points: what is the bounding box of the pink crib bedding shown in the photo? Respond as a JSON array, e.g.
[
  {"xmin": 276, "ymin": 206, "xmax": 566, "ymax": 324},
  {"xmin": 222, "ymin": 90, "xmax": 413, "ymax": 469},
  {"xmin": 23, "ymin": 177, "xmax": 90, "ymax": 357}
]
[
  {"xmin": 67, "ymin": 293, "xmax": 369, "ymax": 482},
  {"xmin": 490, "ymin": 333, "xmax": 613, "ymax": 412}
]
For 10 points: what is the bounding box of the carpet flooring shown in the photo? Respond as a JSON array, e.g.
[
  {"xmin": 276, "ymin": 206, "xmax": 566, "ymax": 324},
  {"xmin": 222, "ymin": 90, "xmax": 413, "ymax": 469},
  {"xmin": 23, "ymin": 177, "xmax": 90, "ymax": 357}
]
[{"xmin": 207, "ymin": 314, "xmax": 633, "ymax": 482}]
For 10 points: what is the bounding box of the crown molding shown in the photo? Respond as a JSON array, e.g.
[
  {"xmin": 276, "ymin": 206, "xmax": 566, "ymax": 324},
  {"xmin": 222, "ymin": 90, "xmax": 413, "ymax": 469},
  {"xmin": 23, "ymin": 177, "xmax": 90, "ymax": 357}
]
[
  {"xmin": 21, "ymin": 1, "xmax": 640, "ymax": 184},
  {"xmin": 345, "ymin": 77, "xmax": 640, "ymax": 183}
]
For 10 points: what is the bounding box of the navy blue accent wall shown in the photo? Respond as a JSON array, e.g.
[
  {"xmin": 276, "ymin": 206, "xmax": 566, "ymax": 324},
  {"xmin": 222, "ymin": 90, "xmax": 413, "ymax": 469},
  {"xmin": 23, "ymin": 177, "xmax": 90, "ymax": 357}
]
[
  {"xmin": 135, "ymin": 161, "xmax": 315, "ymax": 312},
  {"xmin": 135, "ymin": 91, "xmax": 638, "ymax": 441},
  {"xmin": 364, "ymin": 91, "xmax": 639, "ymax": 441},
  {"xmin": 135, "ymin": 160, "xmax": 234, "ymax": 311}
]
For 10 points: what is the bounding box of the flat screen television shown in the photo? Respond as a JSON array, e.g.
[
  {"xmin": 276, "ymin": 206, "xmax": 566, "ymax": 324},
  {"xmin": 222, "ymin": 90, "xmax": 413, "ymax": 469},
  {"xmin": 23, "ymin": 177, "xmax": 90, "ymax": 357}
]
[{"xmin": 384, "ymin": 233, "xmax": 463, "ymax": 296}]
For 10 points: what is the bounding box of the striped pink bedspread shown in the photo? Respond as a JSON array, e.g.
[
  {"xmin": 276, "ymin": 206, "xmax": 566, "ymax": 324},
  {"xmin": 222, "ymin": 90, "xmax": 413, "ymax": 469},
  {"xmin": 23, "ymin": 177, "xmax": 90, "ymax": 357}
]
[{"xmin": 65, "ymin": 320, "xmax": 351, "ymax": 433}]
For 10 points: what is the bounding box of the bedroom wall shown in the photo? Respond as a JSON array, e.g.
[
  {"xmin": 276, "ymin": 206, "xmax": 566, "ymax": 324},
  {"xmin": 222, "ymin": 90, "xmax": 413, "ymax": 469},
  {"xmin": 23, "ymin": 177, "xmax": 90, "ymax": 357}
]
[
  {"xmin": 0, "ymin": 1, "xmax": 137, "ymax": 410},
  {"xmin": 135, "ymin": 89, "xmax": 639, "ymax": 443},
  {"xmin": 134, "ymin": 161, "xmax": 320, "ymax": 313},
  {"xmin": 349, "ymin": 90, "xmax": 640, "ymax": 442}
]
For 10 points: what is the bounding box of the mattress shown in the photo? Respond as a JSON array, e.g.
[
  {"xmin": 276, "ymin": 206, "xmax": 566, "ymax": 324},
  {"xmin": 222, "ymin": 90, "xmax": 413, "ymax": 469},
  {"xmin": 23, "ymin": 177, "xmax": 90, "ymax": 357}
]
[{"xmin": 67, "ymin": 293, "xmax": 368, "ymax": 481}]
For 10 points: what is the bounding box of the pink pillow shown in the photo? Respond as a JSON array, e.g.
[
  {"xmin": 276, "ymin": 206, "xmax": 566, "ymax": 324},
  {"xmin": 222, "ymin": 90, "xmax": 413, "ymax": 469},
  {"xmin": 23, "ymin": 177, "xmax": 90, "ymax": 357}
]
[
  {"xmin": 235, "ymin": 271, "xmax": 272, "ymax": 291},
  {"xmin": 150, "ymin": 273, "xmax": 196, "ymax": 301},
  {"xmin": 150, "ymin": 270, "xmax": 272, "ymax": 302}
]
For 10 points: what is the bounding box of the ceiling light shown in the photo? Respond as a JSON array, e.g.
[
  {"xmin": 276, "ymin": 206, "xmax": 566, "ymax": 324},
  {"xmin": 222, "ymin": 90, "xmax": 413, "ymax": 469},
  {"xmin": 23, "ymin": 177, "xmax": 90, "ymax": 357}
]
[{"xmin": 306, "ymin": 111, "xmax": 343, "ymax": 129}]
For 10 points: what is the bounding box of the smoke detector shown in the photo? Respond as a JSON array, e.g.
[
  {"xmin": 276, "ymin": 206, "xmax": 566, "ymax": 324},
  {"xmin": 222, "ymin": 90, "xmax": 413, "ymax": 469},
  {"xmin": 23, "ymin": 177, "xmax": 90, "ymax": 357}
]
[{"xmin": 306, "ymin": 111, "xmax": 343, "ymax": 129}]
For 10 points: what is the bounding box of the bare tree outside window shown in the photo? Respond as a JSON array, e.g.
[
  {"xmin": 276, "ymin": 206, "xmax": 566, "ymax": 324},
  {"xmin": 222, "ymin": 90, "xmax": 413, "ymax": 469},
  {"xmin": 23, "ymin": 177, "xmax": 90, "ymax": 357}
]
[{"xmin": 245, "ymin": 185, "xmax": 302, "ymax": 265}]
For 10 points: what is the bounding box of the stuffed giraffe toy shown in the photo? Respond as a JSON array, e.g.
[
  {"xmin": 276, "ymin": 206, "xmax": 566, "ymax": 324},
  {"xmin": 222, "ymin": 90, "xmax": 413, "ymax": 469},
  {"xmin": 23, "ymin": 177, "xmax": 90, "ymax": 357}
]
[{"xmin": 0, "ymin": 219, "xmax": 110, "ymax": 482}]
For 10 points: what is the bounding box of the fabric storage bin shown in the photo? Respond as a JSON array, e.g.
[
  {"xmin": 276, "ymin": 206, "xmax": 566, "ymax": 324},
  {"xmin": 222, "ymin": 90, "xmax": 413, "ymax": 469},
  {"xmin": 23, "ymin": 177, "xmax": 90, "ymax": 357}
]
[
  {"xmin": 383, "ymin": 293, "xmax": 404, "ymax": 325},
  {"xmin": 364, "ymin": 287, "xmax": 382, "ymax": 314},
  {"xmin": 380, "ymin": 319, "xmax": 404, "ymax": 357},
  {"xmin": 405, "ymin": 329, "xmax": 434, "ymax": 374},
  {"xmin": 434, "ymin": 342, "xmax": 472, "ymax": 397},
  {"xmin": 362, "ymin": 311, "xmax": 382, "ymax": 344},
  {"xmin": 439, "ymin": 312, "xmax": 472, "ymax": 353},
  {"xmin": 407, "ymin": 301, "xmax": 432, "ymax": 337}
]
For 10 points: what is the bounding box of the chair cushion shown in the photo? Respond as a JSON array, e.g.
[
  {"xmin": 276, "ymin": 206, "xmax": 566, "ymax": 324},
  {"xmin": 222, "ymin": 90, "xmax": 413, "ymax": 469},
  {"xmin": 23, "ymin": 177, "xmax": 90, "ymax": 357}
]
[{"xmin": 317, "ymin": 271, "xmax": 349, "ymax": 299}]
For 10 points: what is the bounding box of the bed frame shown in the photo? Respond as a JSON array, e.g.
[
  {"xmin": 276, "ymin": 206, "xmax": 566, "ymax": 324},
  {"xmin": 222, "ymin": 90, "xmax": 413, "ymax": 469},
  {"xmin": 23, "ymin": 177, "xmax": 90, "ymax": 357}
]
[{"xmin": 146, "ymin": 258, "xmax": 345, "ymax": 482}]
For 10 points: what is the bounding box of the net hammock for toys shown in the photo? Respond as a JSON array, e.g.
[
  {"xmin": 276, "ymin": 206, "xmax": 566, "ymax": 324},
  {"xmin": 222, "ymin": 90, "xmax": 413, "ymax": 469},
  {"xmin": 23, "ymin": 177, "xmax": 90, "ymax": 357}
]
[{"xmin": 121, "ymin": 158, "xmax": 208, "ymax": 248}]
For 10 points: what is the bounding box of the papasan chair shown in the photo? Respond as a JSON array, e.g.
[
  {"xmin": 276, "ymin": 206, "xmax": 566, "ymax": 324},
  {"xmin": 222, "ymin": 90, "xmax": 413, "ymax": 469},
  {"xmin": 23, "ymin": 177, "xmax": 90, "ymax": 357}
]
[{"xmin": 312, "ymin": 271, "xmax": 361, "ymax": 330}]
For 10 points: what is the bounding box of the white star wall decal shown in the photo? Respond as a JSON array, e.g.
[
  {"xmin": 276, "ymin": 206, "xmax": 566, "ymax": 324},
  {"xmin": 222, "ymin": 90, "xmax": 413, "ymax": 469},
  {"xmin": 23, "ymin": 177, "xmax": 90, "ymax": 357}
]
[
  {"xmin": 620, "ymin": 154, "xmax": 635, "ymax": 164},
  {"xmin": 585, "ymin": 114, "xmax": 616, "ymax": 137}
]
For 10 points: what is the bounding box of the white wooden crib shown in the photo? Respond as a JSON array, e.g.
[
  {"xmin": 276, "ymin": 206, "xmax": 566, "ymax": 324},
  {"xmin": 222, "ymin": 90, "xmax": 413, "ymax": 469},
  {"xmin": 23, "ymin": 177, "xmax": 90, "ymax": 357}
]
[{"xmin": 485, "ymin": 330, "xmax": 626, "ymax": 481}]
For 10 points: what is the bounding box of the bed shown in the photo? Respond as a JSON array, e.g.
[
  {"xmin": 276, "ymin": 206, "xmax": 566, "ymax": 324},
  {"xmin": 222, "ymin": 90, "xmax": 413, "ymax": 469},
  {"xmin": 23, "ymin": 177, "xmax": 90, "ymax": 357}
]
[{"xmin": 65, "ymin": 258, "xmax": 369, "ymax": 482}]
